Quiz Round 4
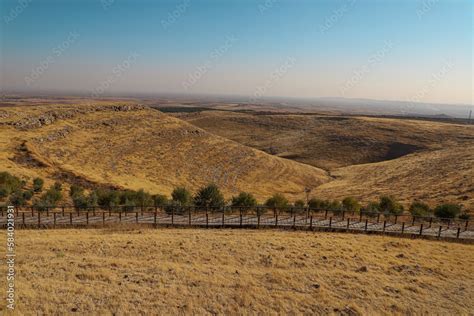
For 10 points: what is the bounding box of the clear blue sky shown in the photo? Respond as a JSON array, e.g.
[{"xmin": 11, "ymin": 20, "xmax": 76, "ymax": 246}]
[{"xmin": 0, "ymin": 0, "xmax": 472, "ymax": 104}]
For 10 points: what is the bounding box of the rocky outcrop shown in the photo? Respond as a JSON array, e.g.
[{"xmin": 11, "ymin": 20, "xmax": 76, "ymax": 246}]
[{"xmin": 11, "ymin": 104, "xmax": 146, "ymax": 130}]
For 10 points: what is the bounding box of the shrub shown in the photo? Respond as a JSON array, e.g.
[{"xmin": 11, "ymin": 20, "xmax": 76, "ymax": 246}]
[
  {"xmin": 69, "ymin": 184, "xmax": 84, "ymax": 197},
  {"xmin": 409, "ymin": 201, "xmax": 431, "ymax": 217},
  {"xmin": 379, "ymin": 196, "xmax": 404, "ymax": 215},
  {"xmin": 459, "ymin": 213, "xmax": 470, "ymax": 220},
  {"xmin": 134, "ymin": 189, "xmax": 153, "ymax": 207},
  {"xmin": 53, "ymin": 182, "xmax": 63, "ymax": 192},
  {"xmin": 8, "ymin": 191, "xmax": 27, "ymax": 206},
  {"xmin": 231, "ymin": 192, "xmax": 257, "ymax": 209},
  {"xmin": 434, "ymin": 204, "xmax": 461, "ymax": 219},
  {"xmin": 32, "ymin": 177, "xmax": 44, "ymax": 193},
  {"xmin": 362, "ymin": 201, "xmax": 380, "ymax": 217},
  {"xmin": 308, "ymin": 198, "xmax": 326, "ymax": 209},
  {"xmin": 33, "ymin": 185, "xmax": 63, "ymax": 211},
  {"xmin": 95, "ymin": 189, "xmax": 120, "ymax": 208},
  {"xmin": 342, "ymin": 197, "xmax": 361, "ymax": 212},
  {"xmin": 265, "ymin": 193, "xmax": 289, "ymax": 210},
  {"xmin": 152, "ymin": 194, "xmax": 169, "ymax": 207},
  {"xmin": 294, "ymin": 199, "xmax": 305, "ymax": 208},
  {"xmin": 194, "ymin": 184, "xmax": 225, "ymax": 208},
  {"xmin": 0, "ymin": 172, "xmax": 23, "ymax": 196},
  {"xmin": 171, "ymin": 187, "xmax": 192, "ymax": 206}
]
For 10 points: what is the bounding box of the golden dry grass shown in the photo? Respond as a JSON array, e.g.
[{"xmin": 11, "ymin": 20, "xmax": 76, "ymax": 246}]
[
  {"xmin": 0, "ymin": 104, "xmax": 329, "ymax": 201},
  {"xmin": 0, "ymin": 228, "xmax": 473, "ymax": 315},
  {"xmin": 177, "ymin": 111, "xmax": 474, "ymax": 209}
]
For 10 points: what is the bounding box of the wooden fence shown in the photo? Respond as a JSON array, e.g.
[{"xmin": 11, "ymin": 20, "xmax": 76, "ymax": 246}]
[{"xmin": 1, "ymin": 205, "xmax": 472, "ymax": 242}]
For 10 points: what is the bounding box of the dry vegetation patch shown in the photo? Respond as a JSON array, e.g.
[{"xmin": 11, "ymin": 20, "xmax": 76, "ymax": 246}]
[{"xmin": 1, "ymin": 229, "xmax": 473, "ymax": 315}]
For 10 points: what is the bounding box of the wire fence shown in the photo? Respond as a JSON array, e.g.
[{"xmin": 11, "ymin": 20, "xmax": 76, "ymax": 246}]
[{"xmin": 1, "ymin": 205, "xmax": 472, "ymax": 242}]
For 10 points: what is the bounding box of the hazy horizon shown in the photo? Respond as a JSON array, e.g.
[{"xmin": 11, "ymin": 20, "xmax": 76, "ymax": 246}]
[{"xmin": 1, "ymin": 0, "xmax": 472, "ymax": 105}]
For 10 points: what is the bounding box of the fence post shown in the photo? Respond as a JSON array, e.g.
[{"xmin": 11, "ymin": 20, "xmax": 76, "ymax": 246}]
[
  {"xmin": 429, "ymin": 217, "xmax": 433, "ymax": 228},
  {"xmin": 309, "ymin": 216, "xmax": 313, "ymax": 229},
  {"xmin": 394, "ymin": 215, "xmax": 398, "ymax": 224},
  {"xmin": 171, "ymin": 208, "xmax": 174, "ymax": 225},
  {"xmin": 383, "ymin": 220, "xmax": 386, "ymax": 232},
  {"xmin": 275, "ymin": 213, "xmax": 278, "ymax": 227},
  {"xmin": 412, "ymin": 216, "xmax": 416, "ymax": 225},
  {"xmin": 136, "ymin": 212, "xmax": 139, "ymax": 223},
  {"xmin": 342, "ymin": 211, "xmax": 345, "ymax": 220},
  {"xmin": 222, "ymin": 212, "xmax": 225, "ymax": 227},
  {"xmin": 38, "ymin": 211, "xmax": 41, "ymax": 228},
  {"xmin": 377, "ymin": 213, "xmax": 380, "ymax": 223},
  {"xmin": 419, "ymin": 224, "xmax": 423, "ymax": 235},
  {"xmin": 86, "ymin": 212, "xmax": 89, "ymax": 225},
  {"xmin": 401, "ymin": 222, "xmax": 405, "ymax": 234},
  {"xmin": 438, "ymin": 226, "xmax": 442, "ymax": 238},
  {"xmin": 70, "ymin": 213, "xmax": 72, "ymax": 225},
  {"xmin": 206, "ymin": 213, "xmax": 209, "ymax": 228},
  {"xmin": 188, "ymin": 208, "xmax": 191, "ymax": 225},
  {"xmin": 456, "ymin": 227, "xmax": 461, "ymax": 239},
  {"xmin": 329, "ymin": 217, "xmax": 332, "ymax": 228},
  {"xmin": 62, "ymin": 206, "xmax": 65, "ymax": 216},
  {"xmin": 346, "ymin": 218, "xmax": 350, "ymax": 230},
  {"xmin": 365, "ymin": 219, "xmax": 368, "ymax": 231},
  {"xmin": 359, "ymin": 212, "xmax": 363, "ymax": 222},
  {"xmin": 257, "ymin": 214, "xmax": 261, "ymax": 228},
  {"xmin": 46, "ymin": 207, "xmax": 49, "ymax": 217},
  {"xmin": 119, "ymin": 212, "xmax": 122, "ymax": 222},
  {"xmin": 109, "ymin": 206, "xmax": 112, "ymax": 217},
  {"xmin": 240, "ymin": 213, "xmax": 243, "ymax": 227},
  {"xmin": 31, "ymin": 206, "xmax": 34, "ymax": 217},
  {"xmin": 22, "ymin": 212, "xmax": 25, "ymax": 226},
  {"xmin": 103, "ymin": 212, "xmax": 106, "ymax": 225},
  {"xmin": 93, "ymin": 207, "xmax": 96, "ymax": 217},
  {"xmin": 293, "ymin": 214, "xmax": 296, "ymax": 228},
  {"xmin": 54, "ymin": 212, "xmax": 56, "ymax": 228},
  {"xmin": 465, "ymin": 220, "xmax": 469, "ymax": 232},
  {"xmin": 154, "ymin": 211, "xmax": 157, "ymax": 225}
]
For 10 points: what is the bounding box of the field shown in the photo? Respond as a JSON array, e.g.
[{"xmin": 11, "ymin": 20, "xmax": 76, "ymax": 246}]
[
  {"xmin": 1, "ymin": 100, "xmax": 473, "ymax": 208},
  {"xmin": 1, "ymin": 228, "xmax": 473, "ymax": 315}
]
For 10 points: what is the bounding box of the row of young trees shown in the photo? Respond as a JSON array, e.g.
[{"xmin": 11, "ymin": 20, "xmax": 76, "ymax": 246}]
[{"xmin": 0, "ymin": 171, "xmax": 469, "ymax": 219}]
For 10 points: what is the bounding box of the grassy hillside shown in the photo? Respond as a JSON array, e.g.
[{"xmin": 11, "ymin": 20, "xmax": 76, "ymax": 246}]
[
  {"xmin": 2, "ymin": 229, "xmax": 473, "ymax": 315},
  {"xmin": 0, "ymin": 104, "xmax": 329, "ymax": 201},
  {"xmin": 177, "ymin": 111, "xmax": 474, "ymax": 209}
]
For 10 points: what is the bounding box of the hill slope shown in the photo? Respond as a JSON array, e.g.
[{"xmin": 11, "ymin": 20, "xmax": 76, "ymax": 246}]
[
  {"xmin": 0, "ymin": 104, "xmax": 329, "ymax": 201},
  {"xmin": 176, "ymin": 110, "xmax": 474, "ymax": 208}
]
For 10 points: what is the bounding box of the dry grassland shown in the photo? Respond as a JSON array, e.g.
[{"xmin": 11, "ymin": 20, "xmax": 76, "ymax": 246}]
[{"xmin": 1, "ymin": 228, "xmax": 473, "ymax": 315}]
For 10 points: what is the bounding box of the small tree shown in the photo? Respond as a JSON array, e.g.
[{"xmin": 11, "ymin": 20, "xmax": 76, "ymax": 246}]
[
  {"xmin": 135, "ymin": 189, "xmax": 153, "ymax": 207},
  {"xmin": 171, "ymin": 186, "xmax": 192, "ymax": 206},
  {"xmin": 379, "ymin": 196, "xmax": 403, "ymax": 215},
  {"xmin": 308, "ymin": 198, "xmax": 326, "ymax": 209},
  {"xmin": 409, "ymin": 201, "xmax": 431, "ymax": 217},
  {"xmin": 152, "ymin": 194, "xmax": 169, "ymax": 207},
  {"xmin": 294, "ymin": 199, "xmax": 305, "ymax": 208},
  {"xmin": 194, "ymin": 184, "xmax": 225, "ymax": 209},
  {"xmin": 32, "ymin": 177, "xmax": 44, "ymax": 193},
  {"xmin": 342, "ymin": 197, "xmax": 361, "ymax": 212},
  {"xmin": 53, "ymin": 182, "xmax": 63, "ymax": 192},
  {"xmin": 69, "ymin": 184, "xmax": 84, "ymax": 197},
  {"xmin": 434, "ymin": 204, "xmax": 461, "ymax": 219},
  {"xmin": 265, "ymin": 193, "xmax": 289, "ymax": 210},
  {"xmin": 231, "ymin": 192, "xmax": 257, "ymax": 209}
]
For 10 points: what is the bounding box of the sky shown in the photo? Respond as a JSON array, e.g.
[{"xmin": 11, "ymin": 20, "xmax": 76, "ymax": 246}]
[{"xmin": 0, "ymin": 0, "xmax": 472, "ymax": 105}]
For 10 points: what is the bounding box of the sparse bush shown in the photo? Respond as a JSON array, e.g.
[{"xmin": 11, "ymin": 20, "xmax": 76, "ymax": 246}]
[
  {"xmin": 265, "ymin": 193, "xmax": 289, "ymax": 210},
  {"xmin": 171, "ymin": 186, "xmax": 192, "ymax": 206},
  {"xmin": 342, "ymin": 197, "xmax": 361, "ymax": 212},
  {"xmin": 95, "ymin": 189, "xmax": 120, "ymax": 208},
  {"xmin": 32, "ymin": 177, "xmax": 44, "ymax": 193},
  {"xmin": 308, "ymin": 198, "xmax": 326, "ymax": 209},
  {"xmin": 194, "ymin": 184, "xmax": 225, "ymax": 209},
  {"xmin": 53, "ymin": 182, "xmax": 63, "ymax": 192},
  {"xmin": 152, "ymin": 194, "xmax": 169, "ymax": 207},
  {"xmin": 33, "ymin": 185, "xmax": 63, "ymax": 211},
  {"xmin": 409, "ymin": 201, "xmax": 431, "ymax": 217},
  {"xmin": 69, "ymin": 184, "xmax": 84, "ymax": 197},
  {"xmin": 294, "ymin": 199, "xmax": 305, "ymax": 208},
  {"xmin": 9, "ymin": 191, "xmax": 27, "ymax": 206},
  {"xmin": 361, "ymin": 201, "xmax": 380, "ymax": 217},
  {"xmin": 434, "ymin": 204, "xmax": 461, "ymax": 219},
  {"xmin": 379, "ymin": 196, "xmax": 404, "ymax": 215},
  {"xmin": 0, "ymin": 172, "xmax": 23, "ymax": 197},
  {"xmin": 459, "ymin": 213, "xmax": 470, "ymax": 220},
  {"xmin": 134, "ymin": 189, "xmax": 153, "ymax": 207},
  {"xmin": 231, "ymin": 192, "xmax": 257, "ymax": 209}
]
